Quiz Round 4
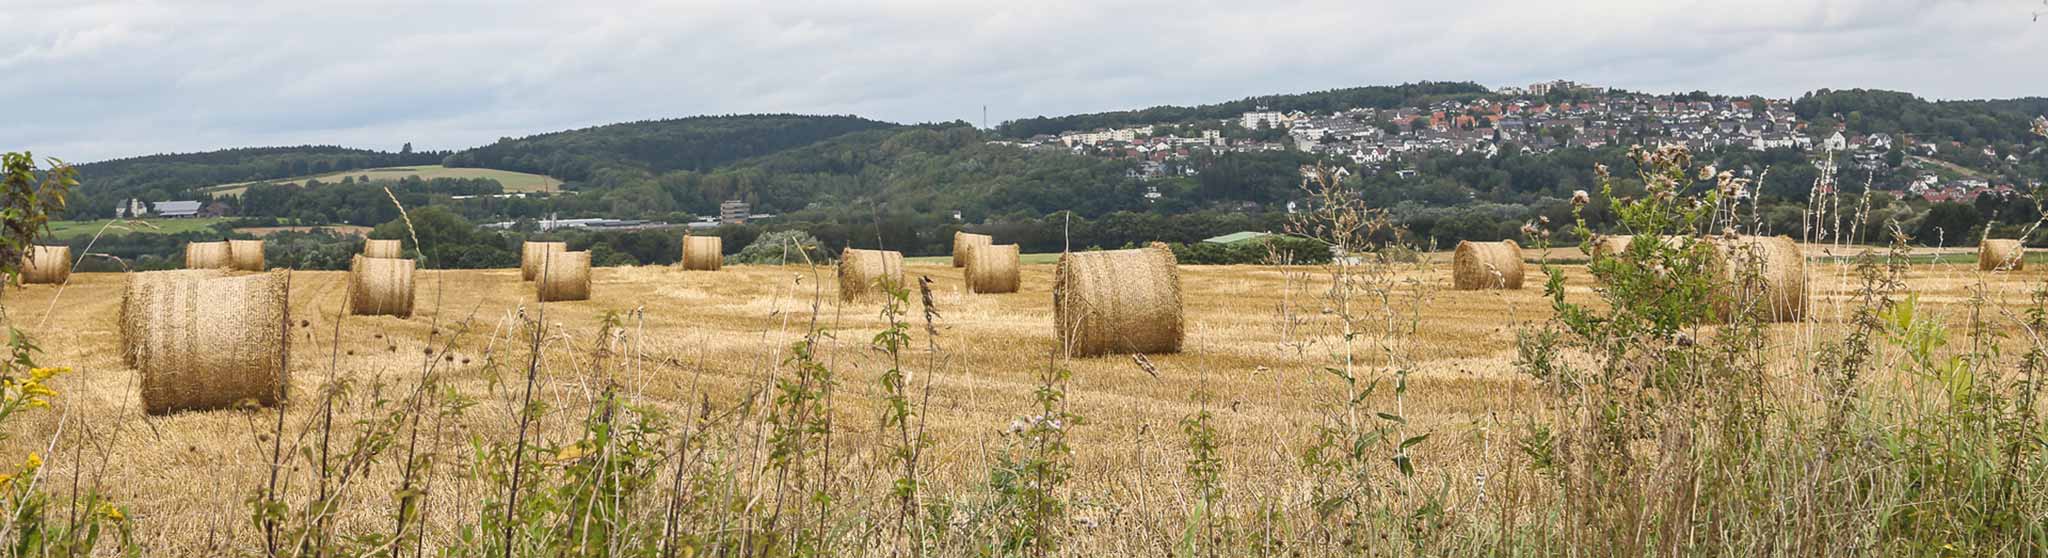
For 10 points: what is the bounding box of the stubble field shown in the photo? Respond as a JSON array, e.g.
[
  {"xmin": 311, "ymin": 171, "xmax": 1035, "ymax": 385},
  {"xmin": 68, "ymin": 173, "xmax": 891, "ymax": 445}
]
[{"xmin": 1, "ymin": 254, "xmax": 2042, "ymax": 554}]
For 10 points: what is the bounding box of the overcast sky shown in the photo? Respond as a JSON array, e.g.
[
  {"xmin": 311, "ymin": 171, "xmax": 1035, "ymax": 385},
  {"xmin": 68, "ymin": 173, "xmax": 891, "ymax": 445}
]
[{"xmin": 4, "ymin": 0, "xmax": 2044, "ymax": 163}]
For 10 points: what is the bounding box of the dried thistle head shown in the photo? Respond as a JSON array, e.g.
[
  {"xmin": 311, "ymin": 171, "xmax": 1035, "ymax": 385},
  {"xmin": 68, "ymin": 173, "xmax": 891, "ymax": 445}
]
[{"xmin": 1571, "ymin": 190, "xmax": 1591, "ymax": 208}]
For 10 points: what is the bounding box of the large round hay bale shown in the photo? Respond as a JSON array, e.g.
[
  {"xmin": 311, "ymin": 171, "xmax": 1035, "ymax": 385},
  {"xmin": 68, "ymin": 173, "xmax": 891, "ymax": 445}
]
[
  {"xmin": 838, "ymin": 248, "xmax": 905, "ymax": 301},
  {"xmin": 681, "ymin": 235, "xmax": 723, "ymax": 271},
  {"xmin": 521, "ymin": 241, "xmax": 567, "ymax": 281},
  {"xmin": 349, "ymin": 255, "xmax": 416, "ymax": 317},
  {"xmin": 953, "ymin": 232, "xmax": 993, "ymax": 268},
  {"xmin": 1053, "ymin": 242, "xmax": 1183, "ymax": 357},
  {"xmin": 1590, "ymin": 235, "xmax": 1694, "ymax": 261},
  {"xmin": 1709, "ymin": 235, "xmax": 1807, "ymax": 323},
  {"xmin": 120, "ymin": 270, "xmax": 227, "ymax": 367},
  {"xmin": 363, "ymin": 239, "xmax": 404, "ymax": 259},
  {"xmin": 1979, "ymin": 239, "xmax": 2025, "ymax": 271},
  {"xmin": 228, "ymin": 239, "xmax": 266, "ymax": 271},
  {"xmin": 20, "ymin": 245, "xmax": 71, "ymax": 285},
  {"xmin": 185, "ymin": 241, "xmax": 232, "ymax": 269},
  {"xmin": 536, "ymin": 251, "xmax": 592, "ymax": 302},
  {"xmin": 967, "ymin": 243, "xmax": 1021, "ymax": 294},
  {"xmin": 1452, "ymin": 240, "xmax": 1524, "ymax": 290},
  {"xmin": 126, "ymin": 270, "xmax": 290, "ymax": 414},
  {"xmin": 1589, "ymin": 235, "xmax": 1633, "ymax": 260}
]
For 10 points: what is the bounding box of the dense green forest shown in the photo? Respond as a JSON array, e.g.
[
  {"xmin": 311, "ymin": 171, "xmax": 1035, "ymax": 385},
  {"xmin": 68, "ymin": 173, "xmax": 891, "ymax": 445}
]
[
  {"xmin": 994, "ymin": 81, "xmax": 1490, "ymax": 138},
  {"xmin": 439, "ymin": 114, "xmax": 896, "ymax": 181},
  {"xmin": 232, "ymin": 176, "xmax": 505, "ymax": 226}
]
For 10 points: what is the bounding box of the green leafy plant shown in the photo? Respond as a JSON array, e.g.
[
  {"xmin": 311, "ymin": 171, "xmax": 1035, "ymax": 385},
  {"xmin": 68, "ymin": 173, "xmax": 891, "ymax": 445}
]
[{"xmin": 0, "ymin": 153, "xmax": 132, "ymax": 556}]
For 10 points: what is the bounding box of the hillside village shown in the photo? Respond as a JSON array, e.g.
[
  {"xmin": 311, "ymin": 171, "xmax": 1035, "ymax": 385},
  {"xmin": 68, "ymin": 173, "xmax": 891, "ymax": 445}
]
[{"xmin": 1003, "ymin": 80, "xmax": 2048, "ymax": 205}]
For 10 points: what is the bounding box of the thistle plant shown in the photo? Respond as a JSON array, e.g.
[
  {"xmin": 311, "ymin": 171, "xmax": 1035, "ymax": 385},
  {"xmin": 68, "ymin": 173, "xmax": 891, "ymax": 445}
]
[
  {"xmin": 763, "ymin": 307, "xmax": 837, "ymax": 553},
  {"xmin": 873, "ymin": 276, "xmax": 931, "ymax": 555},
  {"xmin": 986, "ymin": 360, "xmax": 1083, "ymax": 558},
  {"xmin": 1286, "ymin": 164, "xmax": 1434, "ymax": 549},
  {"xmin": 1178, "ymin": 367, "xmax": 1223, "ymax": 557}
]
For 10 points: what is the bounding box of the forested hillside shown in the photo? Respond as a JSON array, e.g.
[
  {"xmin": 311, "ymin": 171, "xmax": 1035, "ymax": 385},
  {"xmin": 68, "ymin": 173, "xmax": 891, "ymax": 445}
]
[
  {"xmin": 69, "ymin": 146, "xmax": 446, "ymax": 218},
  {"xmin": 1793, "ymin": 89, "xmax": 2048, "ymax": 145},
  {"xmin": 439, "ymin": 114, "xmax": 896, "ymax": 181},
  {"xmin": 686, "ymin": 125, "xmax": 1145, "ymax": 218},
  {"xmin": 993, "ymin": 81, "xmax": 1490, "ymax": 138}
]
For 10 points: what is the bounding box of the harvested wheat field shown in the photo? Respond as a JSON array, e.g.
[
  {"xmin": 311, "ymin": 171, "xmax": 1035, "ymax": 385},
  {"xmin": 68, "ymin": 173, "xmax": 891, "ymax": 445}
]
[{"xmin": 3, "ymin": 256, "xmax": 2046, "ymax": 555}]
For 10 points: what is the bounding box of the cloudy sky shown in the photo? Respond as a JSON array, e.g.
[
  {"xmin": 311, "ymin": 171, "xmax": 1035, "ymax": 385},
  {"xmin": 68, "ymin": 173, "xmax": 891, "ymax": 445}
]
[{"xmin": 4, "ymin": 0, "xmax": 2044, "ymax": 162}]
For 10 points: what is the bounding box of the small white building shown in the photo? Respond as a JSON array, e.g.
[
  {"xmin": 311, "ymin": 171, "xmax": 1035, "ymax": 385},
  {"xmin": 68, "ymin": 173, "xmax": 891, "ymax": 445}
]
[{"xmin": 1822, "ymin": 131, "xmax": 1847, "ymax": 151}]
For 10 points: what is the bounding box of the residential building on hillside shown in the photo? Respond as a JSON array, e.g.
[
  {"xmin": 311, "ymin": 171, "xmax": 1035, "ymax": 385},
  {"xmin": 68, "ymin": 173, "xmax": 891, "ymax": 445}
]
[
  {"xmin": 1240, "ymin": 110, "xmax": 1289, "ymax": 129},
  {"xmin": 1822, "ymin": 131, "xmax": 1848, "ymax": 151},
  {"xmin": 720, "ymin": 200, "xmax": 751, "ymax": 224}
]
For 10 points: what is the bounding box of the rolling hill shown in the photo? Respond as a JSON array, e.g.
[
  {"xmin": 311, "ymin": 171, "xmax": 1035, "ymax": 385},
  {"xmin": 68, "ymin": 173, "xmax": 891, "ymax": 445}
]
[
  {"xmin": 202, "ymin": 165, "xmax": 562, "ymax": 197},
  {"xmin": 992, "ymin": 81, "xmax": 1491, "ymax": 138},
  {"xmin": 68, "ymin": 145, "xmax": 448, "ymax": 218},
  {"xmin": 440, "ymin": 113, "xmax": 898, "ymax": 181}
]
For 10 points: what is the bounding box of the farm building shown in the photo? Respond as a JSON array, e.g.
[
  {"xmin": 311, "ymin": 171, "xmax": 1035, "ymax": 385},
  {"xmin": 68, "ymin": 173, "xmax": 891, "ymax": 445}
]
[
  {"xmin": 151, "ymin": 200, "xmax": 203, "ymax": 218},
  {"xmin": 1202, "ymin": 231, "xmax": 1274, "ymax": 245}
]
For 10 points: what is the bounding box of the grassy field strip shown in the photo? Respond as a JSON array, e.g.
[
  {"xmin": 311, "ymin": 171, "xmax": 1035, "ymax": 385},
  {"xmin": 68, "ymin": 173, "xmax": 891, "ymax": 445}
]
[
  {"xmin": 202, "ymin": 165, "xmax": 561, "ymax": 197},
  {"xmin": 47, "ymin": 217, "xmax": 228, "ymax": 240}
]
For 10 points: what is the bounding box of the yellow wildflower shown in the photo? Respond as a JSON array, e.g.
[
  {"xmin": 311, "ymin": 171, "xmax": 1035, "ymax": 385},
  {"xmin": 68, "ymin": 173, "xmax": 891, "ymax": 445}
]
[
  {"xmin": 24, "ymin": 453, "xmax": 41, "ymax": 470},
  {"xmin": 27, "ymin": 367, "xmax": 67, "ymax": 381},
  {"xmin": 101, "ymin": 504, "xmax": 124, "ymax": 522}
]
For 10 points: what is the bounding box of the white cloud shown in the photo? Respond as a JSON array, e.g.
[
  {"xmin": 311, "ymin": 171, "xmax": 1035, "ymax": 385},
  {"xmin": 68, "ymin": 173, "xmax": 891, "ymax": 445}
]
[{"xmin": 2, "ymin": 0, "xmax": 2043, "ymax": 162}]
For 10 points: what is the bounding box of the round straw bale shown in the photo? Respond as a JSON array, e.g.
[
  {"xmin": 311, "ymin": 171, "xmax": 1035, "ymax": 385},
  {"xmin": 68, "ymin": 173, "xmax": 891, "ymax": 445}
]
[
  {"xmin": 185, "ymin": 241, "xmax": 232, "ymax": 269},
  {"xmin": 228, "ymin": 239, "xmax": 266, "ymax": 271},
  {"xmin": 536, "ymin": 251, "xmax": 592, "ymax": 302},
  {"xmin": 1452, "ymin": 240, "xmax": 1524, "ymax": 290},
  {"xmin": 838, "ymin": 248, "xmax": 905, "ymax": 301},
  {"xmin": 120, "ymin": 270, "xmax": 227, "ymax": 367},
  {"xmin": 967, "ymin": 243, "xmax": 1021, "ymax": 294},
  {"xmin": 128, "ymin": 270, "xmax": 290, "ymax": 414},
  {"xmin": 20, "ymin": 245, "xmax": 71, "ymax": 285},
  {"xmin": 1590, "ymin": 235, "xmax": 1695, "ymax": 261},
  {"xmin": 1053, "ymin": 242, "xmax": 1183, "ymax": 357},
  {"xmin": 953, "ymin": 231, "xmax": 993, "ymax": 268},
  {"xmin": 521, "ymin": 241, "xmax": 567, "ymax": 281},
  {"xmin": 1589, "ymin": 235, "xmax": 1632, "ymax": 260},
  {"xmin": 363, "ymin": 239, "xmax": 404, "ymax": 259},
  {"xmin": 1708, "ymin": 235, "xmax": 1807, "ymax": 323},
  {"xmin": 1979, "ymin": 239, "xmax": 2025, "ymax": 271},
  {"xmin": 349, "ymin": 255, "xmax": 416, "ymax": 317},
  {"xmin": 681, "ymin": 235, "xmax": 724, "ymax": 271}
]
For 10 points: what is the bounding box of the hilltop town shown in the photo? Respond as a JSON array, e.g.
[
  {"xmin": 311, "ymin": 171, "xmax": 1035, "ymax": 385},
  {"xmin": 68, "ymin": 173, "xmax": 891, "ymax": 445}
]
[{"xmin": 1005, "ymin": 80, "xmax": 2048, "ymax": 204}]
